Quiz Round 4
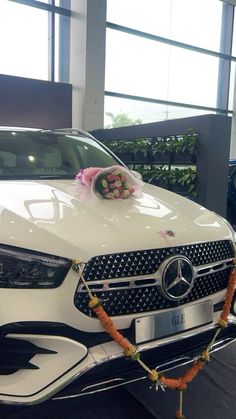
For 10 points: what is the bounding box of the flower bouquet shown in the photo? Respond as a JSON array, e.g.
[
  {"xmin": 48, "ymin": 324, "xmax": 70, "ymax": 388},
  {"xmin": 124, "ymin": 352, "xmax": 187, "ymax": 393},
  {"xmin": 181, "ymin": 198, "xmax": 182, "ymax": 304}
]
[{"xmin": 75, "ymin": 166, "xmax": 142, "ymax": 200}]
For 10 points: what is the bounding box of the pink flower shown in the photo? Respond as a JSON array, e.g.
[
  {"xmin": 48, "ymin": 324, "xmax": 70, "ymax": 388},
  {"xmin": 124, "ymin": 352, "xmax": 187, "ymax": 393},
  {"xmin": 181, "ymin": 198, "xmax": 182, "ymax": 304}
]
[
  {"xmin": 114, "ymin": 181, "xmax": 122, "ymax": 187},
  {"xmin": 75, "ymin": 169, "xmax": 84, "ymax": 183},
  {"xmin": 76, "ymin": 165, "xmax": 140, "ymax": 200},
  {"xmin": 80, "ymin": 167, "xmax": 102, "ymax": 187},
  {"xmin": 113, "ymin": 189, "xmax": 120, "ymax": 198},
  {"xmin": 112, "ymin": 169, "xmax": 122, "ymax": 176},
  {"xmin": 101, "ymin": 179, "xmax": 108, "ymax": 188},
  {"xmin": 126, "ymin": 181, "xmax": 131, "ymax": 189},
  {"xmin": 121, "ymin": 190, "xmax": 130, "ymax": 198},
  {"xmin": 105, "ymin": 192, "xmax": 114, "ymax": 199}
]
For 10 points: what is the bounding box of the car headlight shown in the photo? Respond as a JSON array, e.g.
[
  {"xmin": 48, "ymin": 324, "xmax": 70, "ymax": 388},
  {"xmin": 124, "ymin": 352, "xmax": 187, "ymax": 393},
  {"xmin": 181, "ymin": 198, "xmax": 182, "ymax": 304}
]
[{"xmin": 0, "ymin": 244, "xmax": 71, "ymax": 288}]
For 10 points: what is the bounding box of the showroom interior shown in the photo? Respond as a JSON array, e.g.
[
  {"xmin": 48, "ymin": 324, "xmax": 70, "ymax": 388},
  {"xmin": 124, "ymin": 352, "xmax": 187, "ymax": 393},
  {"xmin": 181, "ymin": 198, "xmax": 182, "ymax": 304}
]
[{"xmin": 1, "ymin": 0, "xmax": 236, "ymax": 418}]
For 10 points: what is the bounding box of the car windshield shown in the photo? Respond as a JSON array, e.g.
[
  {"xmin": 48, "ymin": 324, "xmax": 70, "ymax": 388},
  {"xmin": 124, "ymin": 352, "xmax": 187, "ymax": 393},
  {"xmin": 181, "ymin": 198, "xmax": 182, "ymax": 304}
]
[{"xmin": 0, "ymin": 130, "xmax": 119, "ymax": 180}]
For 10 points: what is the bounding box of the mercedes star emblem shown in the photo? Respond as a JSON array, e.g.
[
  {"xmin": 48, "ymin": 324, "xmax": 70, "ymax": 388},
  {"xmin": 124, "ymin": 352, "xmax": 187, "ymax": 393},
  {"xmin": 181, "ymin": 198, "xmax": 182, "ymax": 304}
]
[{"xmin": 159, "ymin": 255, "xmax": 195, "ymax": 301}]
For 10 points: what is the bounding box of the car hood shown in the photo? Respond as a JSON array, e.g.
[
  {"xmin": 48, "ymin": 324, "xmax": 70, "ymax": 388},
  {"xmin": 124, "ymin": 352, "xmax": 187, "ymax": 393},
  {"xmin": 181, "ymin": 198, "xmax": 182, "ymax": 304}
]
[{"xmin": 0, "ymin": 179, "xmax": 233, "ymax": 261}]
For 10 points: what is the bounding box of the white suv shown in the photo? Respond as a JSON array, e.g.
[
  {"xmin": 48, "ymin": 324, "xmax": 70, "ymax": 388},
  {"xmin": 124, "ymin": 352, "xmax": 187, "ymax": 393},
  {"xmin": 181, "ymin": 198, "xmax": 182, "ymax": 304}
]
[{"xmin": 0, "ymin": 127, "xmax": 235, "ymax": 405}]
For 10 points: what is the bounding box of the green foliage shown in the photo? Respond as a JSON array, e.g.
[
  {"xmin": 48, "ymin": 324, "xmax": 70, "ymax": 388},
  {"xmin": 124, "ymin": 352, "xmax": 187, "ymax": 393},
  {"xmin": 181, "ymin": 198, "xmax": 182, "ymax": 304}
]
[
  {"xmin": 170, "ymin": 167, "xmax": 197, "ymax": 196},
  {"xmin": 105, "ymin": 112, "xmax": 142, "ymax": 129},
  {"xmin": 152, "ymin": 138, "xmax": 172, "ymax": 154},
  {"xmin": 171, "ymin": 129, "xmax": 198, "ymax": 154},
  {"xmin": 104, "ymin": 129, "xmax": 198, "ymax": 157},
  {"xmin": 104, "ymin": 138, "xmax": 151, "ymax": 153},
  {"xmin": 103, "ymin": 128, "xmax": 198, "ymax": 198},
  {"xmin": 153, "ymin": 129, "xmax": 198, "ymax": 155},
  {"xmin": 133, "ymin": 165, "xmax": 197, "ymax": 197}
]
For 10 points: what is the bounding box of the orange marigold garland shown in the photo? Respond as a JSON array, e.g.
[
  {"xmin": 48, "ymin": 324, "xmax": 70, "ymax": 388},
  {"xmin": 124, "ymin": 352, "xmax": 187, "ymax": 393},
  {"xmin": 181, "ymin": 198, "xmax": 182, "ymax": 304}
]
[
  {"xmin": 220, "ymin": 265, "xmax": 236, "ymax": 325},
  {"xmin": 89, "ymin": 295, "xmax": 136, "ymax": 356},
  {"xmin": 72, "ymin": 260, "xmax": 236, "ymax": 418}
]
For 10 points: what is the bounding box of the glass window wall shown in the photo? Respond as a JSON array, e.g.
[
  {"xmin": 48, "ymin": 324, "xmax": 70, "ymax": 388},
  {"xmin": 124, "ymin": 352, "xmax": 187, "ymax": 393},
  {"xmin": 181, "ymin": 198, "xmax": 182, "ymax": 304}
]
[
  {"xmin": 106, "ymin": 28, "xmax": 220, "ymax": 109},
  {"xmin": 107, "ymin": 0, "xmax": 223, "ymax": 52},
  {"xmin": 106, "ymin": 0, "xmax": 234, "ymax": 125},
  {"xmin": 0, "ymin": 0, "xmax": 70, "ymax": 82},
  {"xmin": 104, "ymin": 95, "xmax": 210, "ymax": 127},
  {"xmin": 0, "ymin": 0, "xmax": 49, "ymax": 80}
]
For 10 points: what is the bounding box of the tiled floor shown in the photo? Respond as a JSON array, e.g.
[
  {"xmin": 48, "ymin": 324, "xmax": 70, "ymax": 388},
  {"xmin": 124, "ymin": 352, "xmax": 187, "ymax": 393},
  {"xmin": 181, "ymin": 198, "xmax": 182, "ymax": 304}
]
[
  {"xmin": 126, "ymin": 341, "xmax": 236, "ymax": 419},
  {"xmin": 0, "ymin": 387, "xmax": 156, "ymax": 419}
]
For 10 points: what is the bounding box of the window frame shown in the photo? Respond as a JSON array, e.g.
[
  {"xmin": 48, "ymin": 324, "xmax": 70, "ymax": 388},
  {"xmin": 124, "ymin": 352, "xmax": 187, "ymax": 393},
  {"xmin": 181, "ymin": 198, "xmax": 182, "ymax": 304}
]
[
  {"xmin": 8, "ymin": 0, "xmax": 71, "ymax": 82},
  {"xmin": 105, "ymin": 1, "xmax": 235, "ymax": 120}
]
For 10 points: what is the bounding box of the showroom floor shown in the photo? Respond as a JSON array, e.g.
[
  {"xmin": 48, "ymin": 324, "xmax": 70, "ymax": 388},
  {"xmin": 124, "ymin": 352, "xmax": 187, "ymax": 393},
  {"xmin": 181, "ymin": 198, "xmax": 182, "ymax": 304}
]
[{"xmin": 0, "ymin": 342, "xmax": 236, "ymax": 419}]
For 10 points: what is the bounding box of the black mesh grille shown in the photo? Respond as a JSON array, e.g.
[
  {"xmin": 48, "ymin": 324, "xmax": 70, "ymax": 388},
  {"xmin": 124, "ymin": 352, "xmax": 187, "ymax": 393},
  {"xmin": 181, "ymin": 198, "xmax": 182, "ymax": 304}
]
[
  {"xmin": 75, "ymin": 240, "xmax": 234, "ymax": 317},
  {"xmin": 82, "ymin": 240, "xmax": 234, "ymax": 281},
  {"xmin": 74, "ymin": 268, "xmax": 231, "ymax": 317}
]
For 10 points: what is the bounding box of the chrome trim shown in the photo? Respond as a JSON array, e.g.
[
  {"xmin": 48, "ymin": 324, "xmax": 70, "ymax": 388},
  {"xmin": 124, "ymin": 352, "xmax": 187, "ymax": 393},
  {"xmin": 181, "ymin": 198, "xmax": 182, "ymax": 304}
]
[
  {"xmin": 53, "ymin": 377, "xmax": 146, "ymax": 400},
  {"xmin": 155, "ymin": 355, "xmax": 193, "ymax": 371},
  {"xmin": 0, "ymin": 359, "xmax": 97, "ymax": 406},
  {"xmin": 158, "ymin": 255, "xmax": 194, "ymax": 301},
  {"xmin": 77, "ymin": 257, "xmax": 234, "ymax": 293},
  {"xmin": 53, "ymin": 319, "xmax": 236, "ymax": 401},
  {"xmin": 194, "ymin": 258, "xmax": 233, "ymax": 277},
  {"xmin": 77, "ymin": 274, "xmax": 157, "ymax": 291},
  {"xmin": 81, "ymin": 378, "xmax": 125, "ymax": 392}
]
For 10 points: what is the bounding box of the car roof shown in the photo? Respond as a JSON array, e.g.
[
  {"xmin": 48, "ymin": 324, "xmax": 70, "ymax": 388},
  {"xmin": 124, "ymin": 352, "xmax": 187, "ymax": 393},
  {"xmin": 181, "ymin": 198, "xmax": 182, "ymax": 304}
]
[
  {"xmin": 0, "ymin": 127, "xmax": 41, "ymax": 132},
  {"xmin": 0, "ymin": 127, "xmax": 95, "ymax": 140}
]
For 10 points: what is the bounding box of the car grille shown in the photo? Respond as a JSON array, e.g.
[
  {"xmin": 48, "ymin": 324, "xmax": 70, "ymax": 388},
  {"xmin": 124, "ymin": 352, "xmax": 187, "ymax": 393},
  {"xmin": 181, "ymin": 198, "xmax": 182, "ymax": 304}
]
[
  {"xmin": 82, "ymin": 240, "xmax": 234, "ymax": 281},
  {"xmin": 74, "ymin": 240, "xmax": 234, "ymax": 317}
]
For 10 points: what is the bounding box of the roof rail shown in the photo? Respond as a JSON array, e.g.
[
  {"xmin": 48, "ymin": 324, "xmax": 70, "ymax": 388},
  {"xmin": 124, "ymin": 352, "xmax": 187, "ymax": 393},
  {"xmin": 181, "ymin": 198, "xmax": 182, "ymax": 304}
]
[{"xmin": 44, "ymin": 128, "xmax": 95, "ymax": 139}]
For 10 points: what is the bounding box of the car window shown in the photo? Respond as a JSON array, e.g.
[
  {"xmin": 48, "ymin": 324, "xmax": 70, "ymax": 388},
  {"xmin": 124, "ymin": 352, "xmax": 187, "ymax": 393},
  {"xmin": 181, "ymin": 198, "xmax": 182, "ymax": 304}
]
[
  {"xmin": 0, "ymin": 151, "xmax": 16, "ymax": 167},
  {"xmin": 0, "ymin": 131, "xmax": 119, "ymax": 179}
]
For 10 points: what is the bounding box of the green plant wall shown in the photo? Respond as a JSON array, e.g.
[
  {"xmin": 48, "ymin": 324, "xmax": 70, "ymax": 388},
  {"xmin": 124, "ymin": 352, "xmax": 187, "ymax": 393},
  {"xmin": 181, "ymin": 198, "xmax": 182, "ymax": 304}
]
[{"xmin": 103, "ymin": 130, "xmax": 198, "ymax": 198}]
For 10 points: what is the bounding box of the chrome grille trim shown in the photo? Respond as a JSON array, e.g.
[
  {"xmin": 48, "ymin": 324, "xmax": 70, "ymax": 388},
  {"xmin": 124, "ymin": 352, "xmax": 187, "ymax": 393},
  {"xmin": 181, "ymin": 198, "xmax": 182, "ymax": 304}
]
[
  {"xmin": 194, "ymin": 258, "xmax": 233, "ymax": 277},
  {"xmin": 75, "ymin": 268, "xmax": 232, "ymax": 317},
  {"xmin": 77, "ymin": 275, "xmax": 157, "ymax": 292},
  {"xmin": 77, "ymin": 258, "xmax": 234, "ymax": 293}
]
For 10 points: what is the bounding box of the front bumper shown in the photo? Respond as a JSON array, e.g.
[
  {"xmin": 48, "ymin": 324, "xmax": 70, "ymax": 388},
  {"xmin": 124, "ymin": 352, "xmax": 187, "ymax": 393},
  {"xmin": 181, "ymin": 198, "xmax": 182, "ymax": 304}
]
[{"xmin": 0, "ymin": 318, "xmax": 236, "ymax": 405}]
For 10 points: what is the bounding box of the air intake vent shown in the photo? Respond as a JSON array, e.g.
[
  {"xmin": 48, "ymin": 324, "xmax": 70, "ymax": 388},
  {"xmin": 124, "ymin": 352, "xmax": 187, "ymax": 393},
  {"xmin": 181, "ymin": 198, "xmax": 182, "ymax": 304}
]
[{"xmin": 0, "ymin": 337, "xmax": 56, "ymax": 375}]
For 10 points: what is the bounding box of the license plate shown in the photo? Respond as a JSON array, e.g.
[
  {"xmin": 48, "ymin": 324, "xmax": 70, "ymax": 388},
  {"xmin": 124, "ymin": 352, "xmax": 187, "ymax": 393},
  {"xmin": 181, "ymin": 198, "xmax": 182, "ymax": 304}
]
[{"xmin": 135, "ymin": 300, "xmax": 213, "ymax": 344}]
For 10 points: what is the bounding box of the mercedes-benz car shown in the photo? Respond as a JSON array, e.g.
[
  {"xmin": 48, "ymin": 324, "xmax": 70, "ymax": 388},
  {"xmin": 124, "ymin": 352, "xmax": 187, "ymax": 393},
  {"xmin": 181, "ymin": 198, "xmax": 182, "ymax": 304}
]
[
  {"xmin": 0, "ymin": 127, "xmax": 235, "ymax": 405},
  {"xmin": 227, "ymin": 159, "xmax": 236, "ymax": 229}
]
